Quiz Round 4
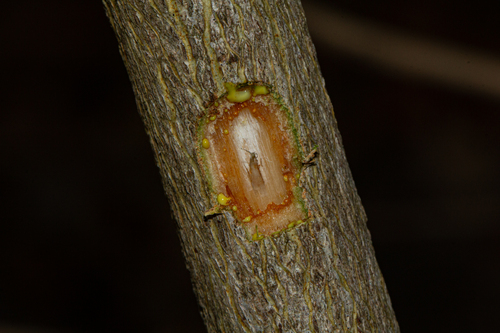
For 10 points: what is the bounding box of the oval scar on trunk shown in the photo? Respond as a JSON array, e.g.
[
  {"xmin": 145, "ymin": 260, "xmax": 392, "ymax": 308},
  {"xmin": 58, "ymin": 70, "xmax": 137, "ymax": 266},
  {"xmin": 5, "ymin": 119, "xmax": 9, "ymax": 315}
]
[{"xmin": 197, "ymin": 83, "xmax": 307, "ymax": 240}]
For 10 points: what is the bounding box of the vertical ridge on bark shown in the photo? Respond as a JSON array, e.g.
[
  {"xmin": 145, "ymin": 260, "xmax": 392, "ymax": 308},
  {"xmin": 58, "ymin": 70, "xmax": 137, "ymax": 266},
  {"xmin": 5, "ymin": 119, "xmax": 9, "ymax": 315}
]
[{"xmin": 103, "ymin": 0, "xmax": 399, "ymax": 331}]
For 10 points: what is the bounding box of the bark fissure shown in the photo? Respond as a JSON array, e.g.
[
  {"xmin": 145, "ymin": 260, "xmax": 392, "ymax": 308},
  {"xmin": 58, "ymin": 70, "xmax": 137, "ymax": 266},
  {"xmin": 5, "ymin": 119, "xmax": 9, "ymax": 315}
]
[
  {"xmin": 224, "ymin": 0, "xmax": 251, "ymax": 81},
  {"xmin": 165, "ymin": 0, "xmax": 202, "ymax": 89}
]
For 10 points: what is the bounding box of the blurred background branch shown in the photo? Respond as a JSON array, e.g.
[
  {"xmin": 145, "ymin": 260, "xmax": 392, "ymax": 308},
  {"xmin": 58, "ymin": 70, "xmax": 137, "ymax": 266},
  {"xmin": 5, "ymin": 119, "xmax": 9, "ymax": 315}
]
[{"xmin": 304, "ymin": 2, "xmax": 500, "ymax": 99}]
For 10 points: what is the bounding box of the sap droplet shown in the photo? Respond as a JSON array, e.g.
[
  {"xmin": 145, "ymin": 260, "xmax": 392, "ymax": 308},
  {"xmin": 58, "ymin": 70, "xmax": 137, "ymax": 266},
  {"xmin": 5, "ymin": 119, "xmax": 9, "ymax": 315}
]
[
  {"xmin": 252, "ymin": 232, "xmax": 264, "ymax": 241},
  {"xmin": 217, "ymin": 193, "xmax": 231, "ymax": 205},
  {"xmin": 254, "ymin": 85, "xmax": 269, "ymax": 95},
  {"xmin": 202, "ymin": 138, "xmax": 210, "ymax": 149},
  {"xmin": 225, "ymin": 82, "xmax": 251, "ymax": 103},
  {"xmin": 243, "ymin": 216, "xmax": 252, "ymax": 223}
]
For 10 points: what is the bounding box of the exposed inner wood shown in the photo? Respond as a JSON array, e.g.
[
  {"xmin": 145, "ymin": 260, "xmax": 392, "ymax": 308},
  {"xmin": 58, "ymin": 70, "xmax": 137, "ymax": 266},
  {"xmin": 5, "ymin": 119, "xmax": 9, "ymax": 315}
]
[
  {"xmin": 203, "ymin": 97, "xmax": 305, "ymax": 235},
  {"xmin": 230, "ymin": 108, "xmax": 287, "ymax": 211}
]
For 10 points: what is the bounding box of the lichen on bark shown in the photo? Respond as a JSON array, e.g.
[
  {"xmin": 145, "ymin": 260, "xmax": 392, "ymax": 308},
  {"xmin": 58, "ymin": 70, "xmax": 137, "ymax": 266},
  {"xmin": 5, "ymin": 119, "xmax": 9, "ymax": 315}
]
[{"xmin": 103, "ymin": 0, "xmax": 399, "ymax": 332}]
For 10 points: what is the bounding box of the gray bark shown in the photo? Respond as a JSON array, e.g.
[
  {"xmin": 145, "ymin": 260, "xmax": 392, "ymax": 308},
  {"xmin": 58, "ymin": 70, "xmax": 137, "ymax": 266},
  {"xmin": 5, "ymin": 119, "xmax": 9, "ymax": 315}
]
[{"xmin": 103, "ymin": 0, "xmax": 399, "ymax": 332}]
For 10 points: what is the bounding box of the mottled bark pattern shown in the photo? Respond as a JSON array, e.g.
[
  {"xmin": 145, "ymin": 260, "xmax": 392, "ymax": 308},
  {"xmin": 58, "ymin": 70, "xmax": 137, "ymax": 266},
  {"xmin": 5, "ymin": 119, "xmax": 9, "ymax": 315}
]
[{"xmin": 103, "ymin": 0, "xmax": 399, "ymax": 332}]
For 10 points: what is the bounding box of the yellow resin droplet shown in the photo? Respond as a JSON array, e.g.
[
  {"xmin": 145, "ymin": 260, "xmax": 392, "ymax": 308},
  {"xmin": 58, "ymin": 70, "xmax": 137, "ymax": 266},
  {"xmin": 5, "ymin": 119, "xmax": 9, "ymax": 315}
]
[
  {"xmin": 243, "ymin": 216, "xmax": 252, "ymax": 223},
  {"xmin": 214, "ymin": 102, "xmax": 219, "ymax": 106},
  {"xmin": 223, "ymin": 129, "xmax": 229, "ymax": 135},
  {"xmin": 217, "ymin": 193, "xmax": 231, "ymax": 205},
  {"xmin": 225, "ymin": 82, "xmax": 251, "ymax": 103},
  {"xmin": 232, "ymin": 205, "xmax": 237, "ymax": 211},
  {"xmin": 209, "ymin": 115, "xmax": 216, "ymax": 121},
  {"xmin": 202, "ymin": 138, "xmax": 210, "ymax": 149},
  {"xmin": 251, "ymin": 232, "xmax": 264, "ymax": 241},
  {"xmin": 254, "ymin": 85, "xmax": 269, "ymax": 95},
  {"xmin": 283, "ymin": 175, "xmax": 288, "ymax": 182}
]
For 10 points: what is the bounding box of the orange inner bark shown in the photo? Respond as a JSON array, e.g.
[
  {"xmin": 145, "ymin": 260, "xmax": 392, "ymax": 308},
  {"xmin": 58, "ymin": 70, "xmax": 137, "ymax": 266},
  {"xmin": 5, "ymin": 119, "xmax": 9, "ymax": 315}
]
[{"xmin": 206, "ymin": 100, "xmax": 299, "ymax": 224}]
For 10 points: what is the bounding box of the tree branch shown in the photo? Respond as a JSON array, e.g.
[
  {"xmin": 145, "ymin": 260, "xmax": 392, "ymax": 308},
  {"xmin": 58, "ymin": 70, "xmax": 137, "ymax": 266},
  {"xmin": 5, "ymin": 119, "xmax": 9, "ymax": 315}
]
[{"xmin": 103, "ymin": 0, "xmax": 399, "ymax": 331}]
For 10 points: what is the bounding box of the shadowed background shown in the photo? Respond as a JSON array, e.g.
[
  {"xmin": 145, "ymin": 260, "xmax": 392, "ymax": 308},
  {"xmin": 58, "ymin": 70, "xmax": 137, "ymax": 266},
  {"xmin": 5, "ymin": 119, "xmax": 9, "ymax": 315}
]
[{"xmin": 1, "ymin": 1, "xmax": 499, "ymax": 332}]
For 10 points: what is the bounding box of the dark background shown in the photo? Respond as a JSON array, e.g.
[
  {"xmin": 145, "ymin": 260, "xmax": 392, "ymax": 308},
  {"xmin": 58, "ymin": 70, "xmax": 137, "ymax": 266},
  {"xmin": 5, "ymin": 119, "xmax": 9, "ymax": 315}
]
[{"xmin": 1, "ymin": 1, "xmax": 499, "ymax": 332}]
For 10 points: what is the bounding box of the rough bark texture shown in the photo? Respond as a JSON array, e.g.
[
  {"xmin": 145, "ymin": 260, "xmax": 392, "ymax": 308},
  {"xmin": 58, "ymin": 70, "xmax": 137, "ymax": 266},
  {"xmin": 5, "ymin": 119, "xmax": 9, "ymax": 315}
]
[{"xmin": 103, "ymin": 0, "xmax": 399, "ymax": 332}]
